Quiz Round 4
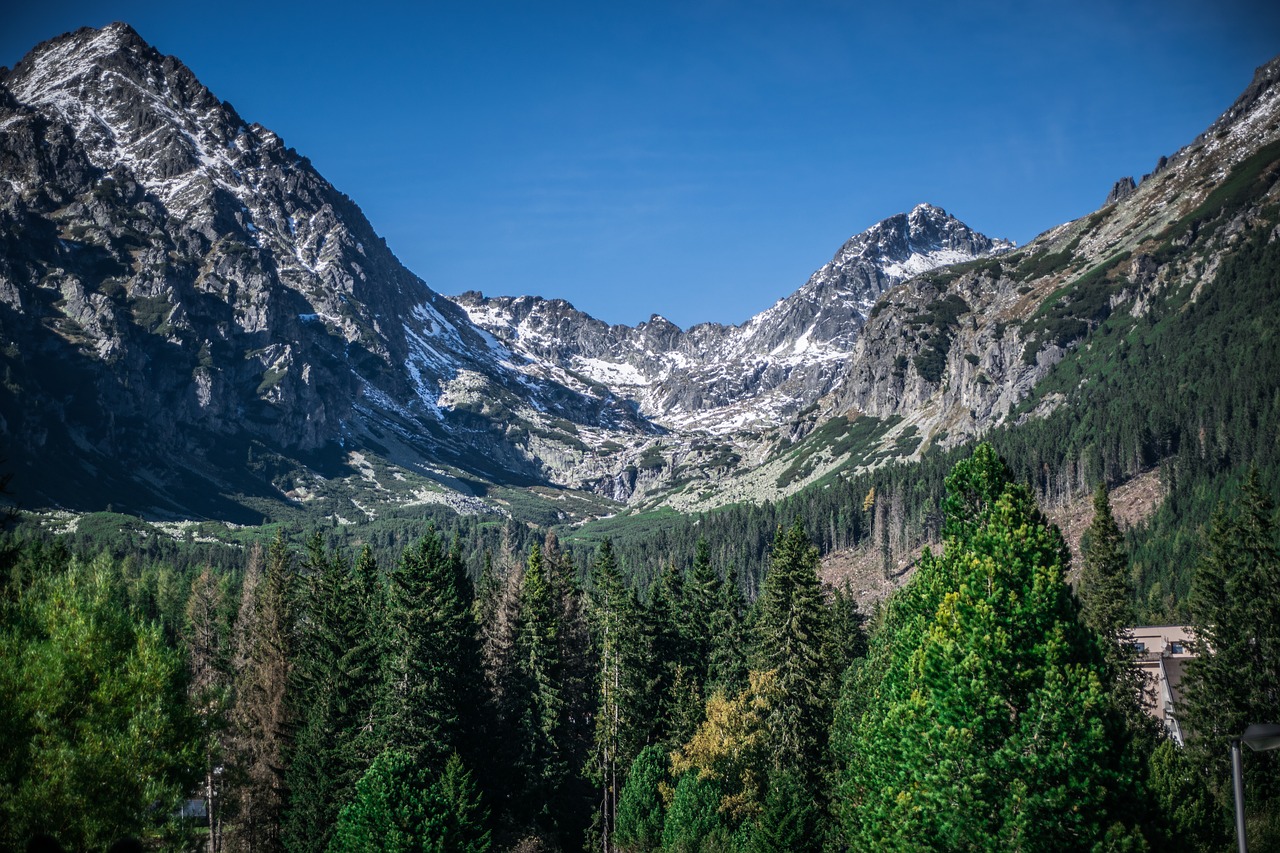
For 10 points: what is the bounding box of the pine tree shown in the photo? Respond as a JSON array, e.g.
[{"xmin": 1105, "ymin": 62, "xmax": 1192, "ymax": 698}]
[
  {"xmin": 588, "ymin": 539, "xmax": 651, "ymax": 852},
  {"xmin": 1079, "ymin": 485, "xmax": 1133, "ymax": 637},
  {"xmin": 685, "ymin": 538, "xmax": 720, "ymax": 689},
  {"xmin": 0, "ymin": 551, "xmax": 199, "ymax": 851},
  {"xmin": 748, "ymin": 769, "xmax": 824, "ymax": 853},
  {"xmin": 422, "ymin": 753, "xmax": 492, "ymax": 853},
  {"xmin": 1144, "ymin": 739, "xmax": 1229, "ymax": 853},
  {"xmin": 328, "ymin": 749, "xmax": 490, "ymax": 853},
  {"xmin": 285, "ymin": 535, "xmax": 382, "ymax": 853},
  {"xmin": 344, "ymin": 546, "xmax": 385, "ymax": 777},
  {"xmin": 706, "ymin": 571, "xmax": 748, "ymax": 696},
  {"xmin": 541, "ymin": 531, "xmax": 596, "ymax": 845},
  {"xmin": 1078, "ymin": 485, "xmax": 1148, "ymax": 730},
  {"xmin": 328, "ymin": 749, "xmax": 424, "ymax": 853},
  {"xmin": 649, "ymin": 561, "xmax": 693, "ymax": 746},
  {"xmin": 662, "ymin": 772, "xmax": 729, "ymax": 853},
  {"xmin": 836, "ymin": 444, "xmax": 1147, "ymax": 850},
  {"xmin": 825, "ymin": 583, "xmax": 867, "ymax": 699}
]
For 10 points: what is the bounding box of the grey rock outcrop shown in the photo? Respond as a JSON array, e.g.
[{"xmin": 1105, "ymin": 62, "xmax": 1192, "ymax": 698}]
[{"xmin": 1105, "ymin": 177, "xmax": 1137, "ymax": 205}]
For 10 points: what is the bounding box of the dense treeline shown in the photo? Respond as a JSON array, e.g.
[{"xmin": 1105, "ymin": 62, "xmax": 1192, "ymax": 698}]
[{"xmin": 4, "ymin": 443, "xmax": 1278, "ymax": 850}]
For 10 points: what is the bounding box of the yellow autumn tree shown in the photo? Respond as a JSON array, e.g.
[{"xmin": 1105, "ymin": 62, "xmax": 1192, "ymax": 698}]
[{"xmin": 670, "ymin": 669, "xmax": 781, "ymax": 824}]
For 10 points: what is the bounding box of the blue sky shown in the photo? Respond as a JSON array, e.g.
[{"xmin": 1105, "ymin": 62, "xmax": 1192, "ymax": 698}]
[{"xmin": 4, "ymin": 1, "xmax": 1279, "ymax": 328}]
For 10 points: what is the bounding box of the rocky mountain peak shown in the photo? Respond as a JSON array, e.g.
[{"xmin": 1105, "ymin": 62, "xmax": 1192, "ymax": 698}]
[
  {"xmin": 828, "ymin": 202, "xmax": 1014, "ymax": 279},
  {"xmin": 4, "ymin": 22, "xmax": 262, "ymax": 216}
]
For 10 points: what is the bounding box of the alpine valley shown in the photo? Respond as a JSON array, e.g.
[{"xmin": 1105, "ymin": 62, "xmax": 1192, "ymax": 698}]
[{"xmin": 3, "ymin": 23, "xmax": 1280, "ymax": 600}]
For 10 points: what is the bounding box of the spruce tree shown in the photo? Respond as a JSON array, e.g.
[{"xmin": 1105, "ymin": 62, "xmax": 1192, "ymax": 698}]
[
  {"xmin": 1080, "ymin": 485, "xmax": 1133, "ymax": 632},
  {"xmin": 512, "ymin": 542, "xmax": 567, "ymax": 827},
  {"xmin": 328, "ymin": 749, "xmax": 425, "ymax": 853},
  {"xmin": 1078, "ymin": 485, "xmax": 1148, "ymax": 731},
  {"xmin": 285, "ymin": 535, "xmax": 382, "ymax": 853},
  {"xmin": 749, "ymin": 769, "xmax": 824, "ymax": 853},
  {"xmin": 662, "ymin": 772, "xmax": 729, "ymax": 852},
  {"xmin": 649, "ymin": 561, "xmax": 693, "ymax": 746},
  {"xmin": 185, "ymin": 567, "xmax": 231, "ymax": 853},
  {"xmin": 284, "ymin": 534, "xmax": 348, "ymax": 853},
  {"xmin": 685, "ymin": 538, "xmax": 720, "ymax": 689},
  {"xmin": 588, "ymin": 539, "xmax": 651, "ymax": 851},
  {"xmin": 344, "ymin": 546, "xmax": 385, "ymax": 775},
  {"xmin": 422, "ymin": 753, "xmax": 492, "ymax": 853},
  {"xmin": 377, "ymin": 531, "xmax": 484, "ymax": 774},
  {"xmin": 751, "ymin": 520, "xmax": 831, "ymax": 782},
  {"xmin": 706, "ymin": 571, "xmax": 748, "ymax": 696},
  {"xmin": 541, "ymin": 532, "xmax": 596, "ymax": 844}
]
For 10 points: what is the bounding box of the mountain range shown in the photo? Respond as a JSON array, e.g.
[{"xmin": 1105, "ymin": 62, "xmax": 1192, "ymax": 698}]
[{"xmin": 2, "ymin": 23, "xmax": 1278, "ymax": 532}]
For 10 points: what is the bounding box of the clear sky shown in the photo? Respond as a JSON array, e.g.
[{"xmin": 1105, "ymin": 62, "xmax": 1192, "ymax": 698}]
[{"xmin": 4, "ymin": 1, "xmax": 1279, "ymax": 328}]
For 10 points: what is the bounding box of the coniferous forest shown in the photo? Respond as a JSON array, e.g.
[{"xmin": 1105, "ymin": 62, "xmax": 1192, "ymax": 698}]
[{"xmin": 3, "ymin": 443, "xmax": 1278, "ymax": 851}]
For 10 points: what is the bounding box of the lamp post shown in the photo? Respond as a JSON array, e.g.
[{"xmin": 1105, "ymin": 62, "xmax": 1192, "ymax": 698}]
[{"xmin": 1232, "ymin": 723, "xmax": 1280, "ymax": 853}]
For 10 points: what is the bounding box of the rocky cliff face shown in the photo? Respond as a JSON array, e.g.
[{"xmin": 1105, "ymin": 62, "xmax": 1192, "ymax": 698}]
[{"xmin": 453, "ymin": 204, "xmax": 1012, "ymax": 434}]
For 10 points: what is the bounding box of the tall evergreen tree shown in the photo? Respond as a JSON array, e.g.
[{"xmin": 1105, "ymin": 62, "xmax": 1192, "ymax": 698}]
[
  {"xmin": 0, "ymin": 551, "xmax": 198, "ymax": 851},
  {"xmin": 1078, "ymin": 485, "xmax": 1148, "ymax": 731},
  {"xmin": 377, "ymin": 531, "xmax": 484, "ymax": 774},
  {"xmin": 588, "ymin": 539, "xmax": 652, "ymax": 852},
  {"xmin": 285, "ymin": 535, "xmax": 382, "ymax": 853},
  {"xmin": 836, "ymin": 444, "xmax": 1147, "ymax": 850},
  {"xmin": 825, "ymin": 583, "xmax": 867, "ymax": 699},
  {"xmin": 706, "ymin": 571, "xmax": 748, "ymax": 696},
  {"xmin": 328, "ymin": 749, "xmax": 425, "ymax": 853},
  {"xmin": 751, "ymin": 520, "xmax": 831, "ymax": 782},
  {"xmin": 649, "ymin": 561, "xmax": 694, "ymax": 746},
  {"xmin": 662, "ymin": 772, "xmax": 730, "ymax": 852},
  {"xmin": 685, "ymin": 538, "xmax": 720, "ymax": 689},
  {"xmin": 615, "ymin": 744, "xmax": 670, "ymax": 852},
  {"xmin": 1079, "ymin": 485, "xmax": 1134, "ymax": 637},
  {"xmin": 422, "ymin": 753, "xmax": 493, "ymax": 853},
  {"xmin": 541, "ymin": 531, "xmax": 597, "ymax": 844},
  {"xmin": 512, "ymin": 542, "xmax": 567, "ymax": 828},
  {"xmin": 345, "ymin": 546, "xmax": 386, "ymax": 775}
]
